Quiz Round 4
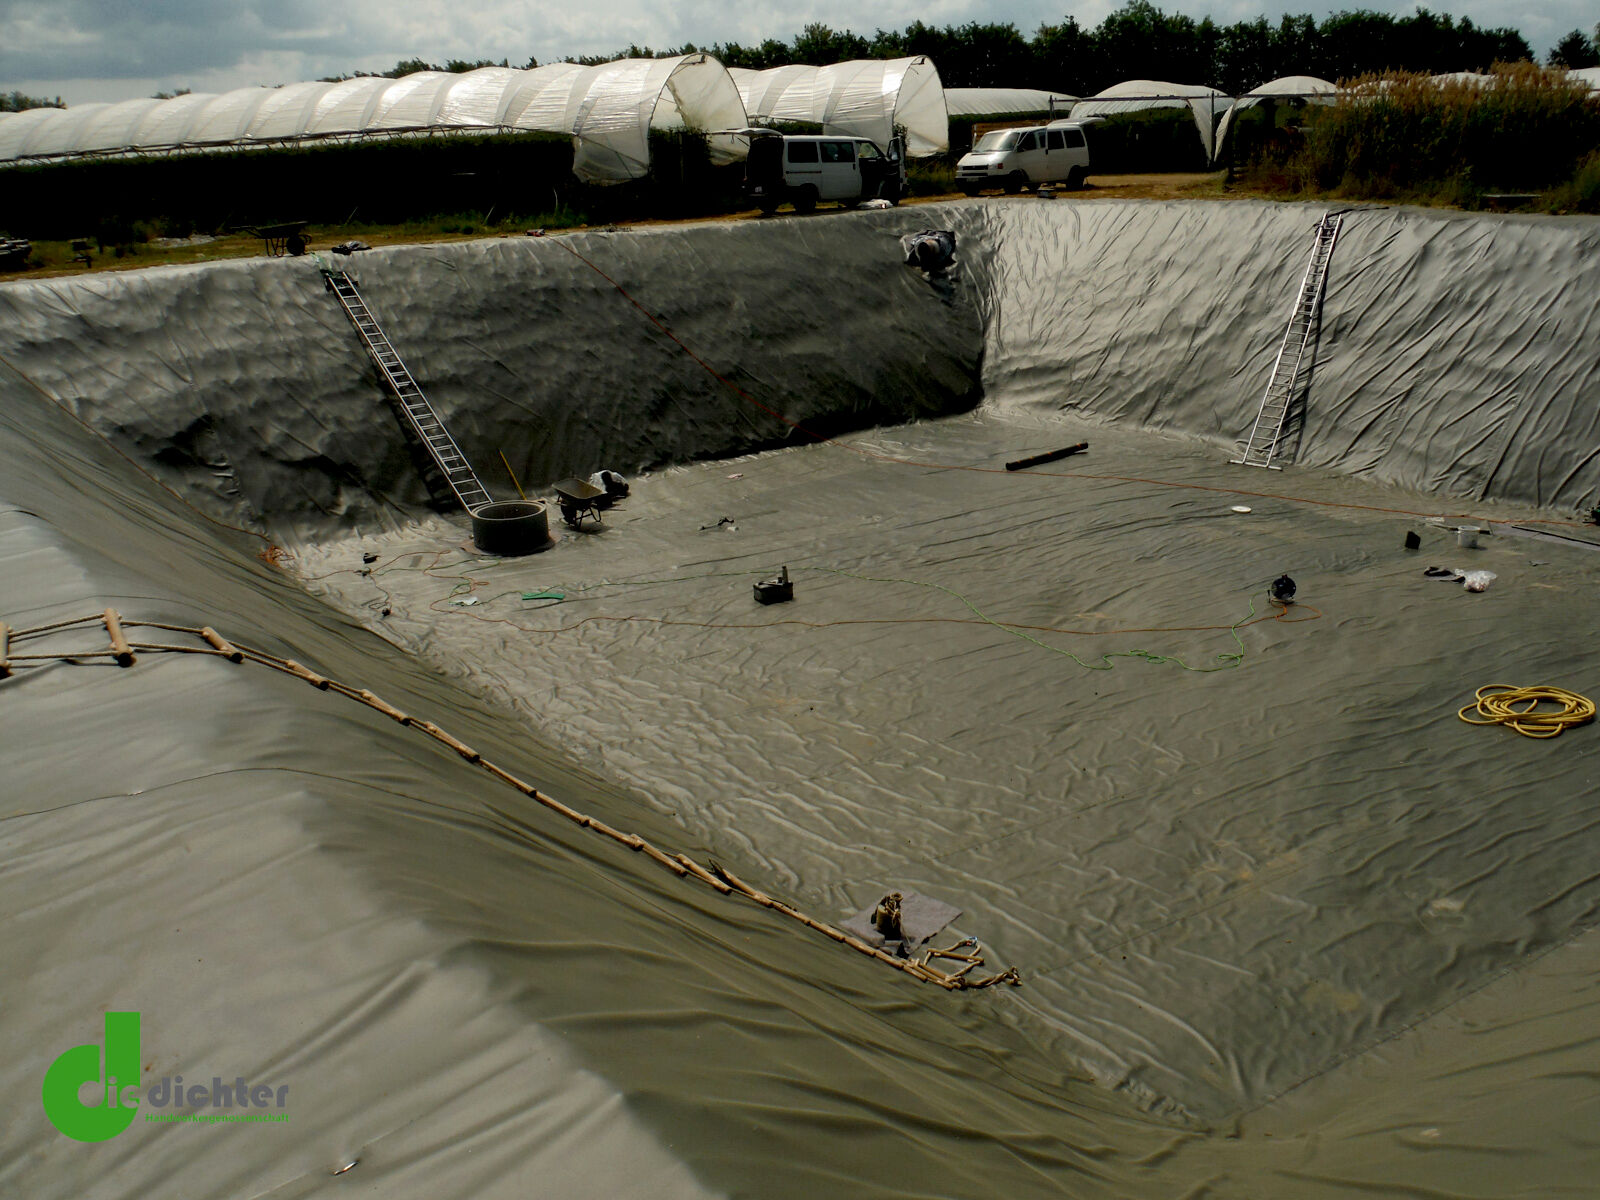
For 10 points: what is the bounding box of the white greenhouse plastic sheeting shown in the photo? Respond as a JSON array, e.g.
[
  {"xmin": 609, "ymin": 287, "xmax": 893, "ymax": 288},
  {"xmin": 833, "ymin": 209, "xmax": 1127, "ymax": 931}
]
[
  {"xmin": 0, "ymin": 55, "xmax": 747, "ymax": 184},
  {"xmin": 1071, "ymin": 79, "xmax": 1230, "ymax": 161},
  {"xmin": 566, "ymin": 55, "xmax": 748, "ymax": 181},
  {"xmin": 945, "ymin": 87, "xmax": 1076, "ymax": 118},
  {"xmin": 730, "ymin": 57, "xmax": 948, "ymax": 156},
  {"xmin": 1213, "ymin": 75, "xmax": 1337, "ymax": 162}
]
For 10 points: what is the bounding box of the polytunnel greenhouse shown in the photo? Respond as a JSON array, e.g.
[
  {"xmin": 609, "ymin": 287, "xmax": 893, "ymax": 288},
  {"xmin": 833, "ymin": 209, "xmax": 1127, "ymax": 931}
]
[
  {"xmin": 730, "ymin": 57, "xmax": 948, "ymax": 156},
  {"xmin": 1212, "ymin": 76, "xmax": 1338, "ymax": 162},
  {"xmin": 0, "ymin": 54, "xmax": 749, "ymax": 183},
  {"xmin": 944, "ymin": 88, "xmax": 1076, "ymax": 118},
  {"xmin": 1071, "ymin": 79, "xmax": 1231, "ymax": 162}
]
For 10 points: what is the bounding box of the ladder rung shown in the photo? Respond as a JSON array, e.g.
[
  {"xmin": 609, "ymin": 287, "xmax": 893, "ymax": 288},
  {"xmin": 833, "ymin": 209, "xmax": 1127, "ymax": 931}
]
[
  {"xmin": 1234, "ymin": 214, "xmax": 1342, "ymax": 470},
  {"xmin": 332, "ymin": 271, "xmax": 490, "ymax": 512}
]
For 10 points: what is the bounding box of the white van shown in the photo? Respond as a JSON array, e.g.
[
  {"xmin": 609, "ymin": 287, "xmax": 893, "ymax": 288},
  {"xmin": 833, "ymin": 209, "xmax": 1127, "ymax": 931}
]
[
  {"xmin": 955, "ymin": 121, "xmax": 1091, "ymax": 195},
  {"xmin": 745, "ymin": 133, "xmax": 906, "ymax": 215}
]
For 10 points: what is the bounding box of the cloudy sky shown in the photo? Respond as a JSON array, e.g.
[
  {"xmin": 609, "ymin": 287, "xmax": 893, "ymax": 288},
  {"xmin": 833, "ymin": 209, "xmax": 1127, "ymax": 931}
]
[{"xmin": 2, "ymin": 0, "xmax": 1593, "ymax": 104}]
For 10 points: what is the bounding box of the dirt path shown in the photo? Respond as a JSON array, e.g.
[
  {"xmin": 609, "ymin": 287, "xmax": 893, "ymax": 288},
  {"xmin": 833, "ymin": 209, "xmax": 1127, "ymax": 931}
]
[{"xmin": 4, "ymin": 172, "xmax": 1239, "ymax": 281}]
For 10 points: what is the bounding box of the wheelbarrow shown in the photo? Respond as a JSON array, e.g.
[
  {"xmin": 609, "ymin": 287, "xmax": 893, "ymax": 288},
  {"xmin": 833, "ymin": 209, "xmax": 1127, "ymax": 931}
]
[
  {"xmin": 244, "ymin": 220, "xmax": 309, "ymax": 257},
  {"xmin": 552, "ymin": 476, "xmax": 606, "ymax": 529}
]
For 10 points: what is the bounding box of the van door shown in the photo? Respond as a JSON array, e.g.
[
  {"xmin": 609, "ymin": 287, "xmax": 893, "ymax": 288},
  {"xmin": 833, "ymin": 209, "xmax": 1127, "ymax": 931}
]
[
  {"xmin": 1044, "ymin": 128, "xmax": 1068, "ymax": 182},
  {"xmin": 1061, "ymin": 125, "xmax": 1090, "ymax": 171},
  {"xmin": 784, "ymin": 140, "xmax": 822, "ymax": 194},
  {"xmin": 1013, "ymin": 129, "xmax": 1046, "ymax": 183},
  {"xmin": 818, "ymin": 140, "xmax": 860, "ymax": 201},
  {"xmin": 1055, "ymin": 125, "xmax": 1090, "ymax": 185}
]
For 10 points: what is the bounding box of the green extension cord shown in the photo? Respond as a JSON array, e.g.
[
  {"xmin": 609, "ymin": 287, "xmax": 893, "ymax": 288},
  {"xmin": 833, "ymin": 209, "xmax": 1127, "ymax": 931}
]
[
  {"xmin": 428, "ymin": 559, "xmax": 1258, "ymax": 673},
  {"xmin": 812, "ymin": 567, "xmax": 1256, "ymax": 673}
]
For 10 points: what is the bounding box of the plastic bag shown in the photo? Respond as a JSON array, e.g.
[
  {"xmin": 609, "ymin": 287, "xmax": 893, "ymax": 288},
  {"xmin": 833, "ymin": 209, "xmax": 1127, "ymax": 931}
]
[{"xmin": 1422, "ymin": 566, "xmax": 1497, "ymax": 592}]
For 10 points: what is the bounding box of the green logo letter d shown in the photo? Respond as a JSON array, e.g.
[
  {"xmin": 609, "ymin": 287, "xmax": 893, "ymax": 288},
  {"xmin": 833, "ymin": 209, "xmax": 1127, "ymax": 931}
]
[{"xmin": 42, "ymin": 1012, "xmax": 141, "ymax": 1142}]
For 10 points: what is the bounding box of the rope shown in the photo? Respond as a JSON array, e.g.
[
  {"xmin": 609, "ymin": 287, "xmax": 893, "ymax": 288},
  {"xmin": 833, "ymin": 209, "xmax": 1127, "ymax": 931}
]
[
  {"xmin": 1458, "ymin": 684, "xmax": 1595, "ymax": 739},
  {"xmin": 0, "ymin": 611, "xmax": 1020, "ymax": 992}
]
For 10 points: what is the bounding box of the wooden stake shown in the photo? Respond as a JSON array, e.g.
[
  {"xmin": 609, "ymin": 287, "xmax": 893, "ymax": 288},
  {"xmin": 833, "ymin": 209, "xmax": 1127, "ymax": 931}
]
[
  {"xmin": 103, "ymin": 609, "xmax": 135, "ymax": 667},
  {"xmin": 199, "ymin": 626, "xmax": 244, "ymax": 663},
  {"xmin": 357, "ymin": 689, "xmax": 412, "ymax": 724},
  {"xmin": 282, "ymin": 659, "xmax": 330, "ymax": 689},
  {"xmin": 414, "ymin": 720, "xmax": 480, "ymax": 762}
]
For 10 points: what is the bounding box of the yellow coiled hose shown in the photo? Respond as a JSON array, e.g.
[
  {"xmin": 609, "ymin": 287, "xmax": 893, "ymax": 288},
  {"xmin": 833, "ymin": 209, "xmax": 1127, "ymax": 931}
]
[{"xmin": 1458, "ymin": 684, "xmax": 1596, "ymax": 739}]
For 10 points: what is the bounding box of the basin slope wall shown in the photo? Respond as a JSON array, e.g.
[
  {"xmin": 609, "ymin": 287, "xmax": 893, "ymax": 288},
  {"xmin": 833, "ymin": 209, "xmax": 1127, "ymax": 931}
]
[
  {"xmin": 973, "ymin": 201, "xmax": 1600, "ymax": 512},
  {"xmin": 0, "ymin": 213, "xmax": 985, "ymax": 536},
  {"xmin": 1, "ymin": 201, "xmax": 1596, "ymax": 535}
]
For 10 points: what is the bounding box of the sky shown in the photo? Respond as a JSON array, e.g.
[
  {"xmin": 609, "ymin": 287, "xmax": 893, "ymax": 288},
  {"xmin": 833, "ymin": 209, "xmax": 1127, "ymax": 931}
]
[{"xmin": 1, "ymin": 0, "xmax": 1594, "ymax": 105}]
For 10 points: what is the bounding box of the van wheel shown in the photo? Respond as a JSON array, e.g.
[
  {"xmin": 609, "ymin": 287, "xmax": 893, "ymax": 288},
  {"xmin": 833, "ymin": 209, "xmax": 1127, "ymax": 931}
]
[
  {"xmin": 793, "ymin": 186, "xmax": 818, "ymax": 215},
  {"xmin": 1003, "ymin": 172, "xmax": 1027, "ymax": 195},
  {"xmin": 1066, "ymin": 167, "xmax": 1087, "ymax": 190}
]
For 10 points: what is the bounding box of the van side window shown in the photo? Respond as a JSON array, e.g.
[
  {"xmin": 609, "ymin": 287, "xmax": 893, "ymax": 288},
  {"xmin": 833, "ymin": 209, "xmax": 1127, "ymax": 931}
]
[
  {"xmin": 1047, "ymin": 130, "xmax": 1064, "ymax": 151},
  {"xmin": 787, "ymin": 141, "xmax": 819, "ymax": 163},
  {"xmin": 1062, "ymin": 128, "xmax": 1086, "ymax": 148},
  {"xmin": 1017, "ymin": 131, "xmax": 1040, "ymax": 151},
  {"xmin": 821, "ymin": 141, "xmax": 855, "ymax": 163},
  {"xmin": 857, "ymin": 141, "xmax": 881, "ymax": 160}
]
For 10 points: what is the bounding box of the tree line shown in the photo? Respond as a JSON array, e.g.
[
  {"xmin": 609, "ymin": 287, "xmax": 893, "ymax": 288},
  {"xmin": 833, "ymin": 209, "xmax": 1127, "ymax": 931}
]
[
  {"xmin": 585, "ymin": 3, "xmax": 1541, "ymax": 95},
  {"xmin": 337, "ymin": 11, "xmax": 1600, "ymax": 98},
  {"xmin": 2, "ymin": 90, "xmax": 64, "ymax": 112},
  {"xmin": 5, "ymin": 3, "xmax": 1595, "ymax": 115}
]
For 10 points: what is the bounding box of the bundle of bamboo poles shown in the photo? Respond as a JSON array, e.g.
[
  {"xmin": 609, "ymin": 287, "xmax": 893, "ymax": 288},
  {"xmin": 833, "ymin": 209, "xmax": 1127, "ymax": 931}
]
[{"xmin": 1, "ymin": 610, "xmax": 1022, "ymax": 991}]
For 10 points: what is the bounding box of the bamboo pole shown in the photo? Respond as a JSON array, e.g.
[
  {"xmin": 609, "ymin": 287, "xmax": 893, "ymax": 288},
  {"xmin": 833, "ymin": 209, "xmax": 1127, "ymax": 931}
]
[
  {"xmin": 199, "ymin": 626, "xmax": 244, "ymax": 663},
  {"xmin": 103, "ymin": 609, "xmax": 135, "ymax": 667},
  {"xmin": 282, "ymin": 659, "xmax": 330, "ymax": 689},
  {"xmin": 0, "ymin": 611, "xmax": 1022, "ymax": 991}
]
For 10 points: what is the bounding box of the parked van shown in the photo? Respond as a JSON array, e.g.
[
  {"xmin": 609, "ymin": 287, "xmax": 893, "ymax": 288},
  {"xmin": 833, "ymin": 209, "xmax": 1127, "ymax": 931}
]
[
  {"xmin": 745, "ymin": 133, "xmax": 906, "ymax": 215},
  {"xmin": 955, "ymin": 121, "xmax": 1091, "ymax": 195}
]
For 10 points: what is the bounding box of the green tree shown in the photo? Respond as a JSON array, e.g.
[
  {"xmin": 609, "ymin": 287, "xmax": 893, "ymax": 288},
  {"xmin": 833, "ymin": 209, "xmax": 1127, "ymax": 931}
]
[
  {"xmin": 1034, "ymin": 17, "xmax": 1102, "ymax": 94},
  {"xmin": 790, "ymin": 23, "xmax": 869, "ymax": 65},
  {"xmin": 1549, "ymin": 29, "xmax": 1600, "ymax": 69},
  {"xmin": 0, "ymin": 90, "xmax": 64, "ymax": 112}
]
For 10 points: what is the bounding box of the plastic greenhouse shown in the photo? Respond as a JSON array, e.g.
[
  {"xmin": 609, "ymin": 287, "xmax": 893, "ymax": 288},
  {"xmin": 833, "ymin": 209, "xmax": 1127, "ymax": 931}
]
[
  {"xmin": 1213, "ymin": 76, "xmax": 1338, "ymax": 163},
  {"xmin": 944, "ymin": 88, "xmax": 1076, "ymax": 118},
  {"xmin": 1070, "ymin": 79, "xmax": 1231, "ymax": 162},
  {"xmin": 0, "ymin": 55, "xmax": 749, "ymax": 184},
  {"xmin": 730, "ymin": 58, "xmax": 948, "ymax": 156}
]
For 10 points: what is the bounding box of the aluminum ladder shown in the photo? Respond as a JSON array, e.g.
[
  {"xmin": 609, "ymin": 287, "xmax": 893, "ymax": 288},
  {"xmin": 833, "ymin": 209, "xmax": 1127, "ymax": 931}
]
[
  {"xmin": 323, "ymin": 269, "xmax": 492, "ymax": 512},
  {"xmin": 1232, "ymin": 212, "xmax": 1344, "ymax": 469}
]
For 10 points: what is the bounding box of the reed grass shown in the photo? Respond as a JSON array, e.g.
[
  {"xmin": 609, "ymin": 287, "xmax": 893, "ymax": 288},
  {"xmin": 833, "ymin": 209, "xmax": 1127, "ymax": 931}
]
[{"xmin": 1288, "ymin": 63, "xmax": 1600, "ymax": 203}]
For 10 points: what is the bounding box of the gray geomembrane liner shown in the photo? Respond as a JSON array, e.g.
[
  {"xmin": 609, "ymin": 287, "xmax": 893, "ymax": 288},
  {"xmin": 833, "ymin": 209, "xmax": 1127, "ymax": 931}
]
[{"xmin": 2, "ymin": 200, "xmax": 1599, "ymax": 1198}]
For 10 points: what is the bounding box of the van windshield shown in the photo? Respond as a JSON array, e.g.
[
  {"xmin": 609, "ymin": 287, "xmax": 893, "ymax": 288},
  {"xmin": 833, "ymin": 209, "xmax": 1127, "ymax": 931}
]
[{"xmin": 973, "ymin": 130, "xmax": 1020, "ymax": 153}]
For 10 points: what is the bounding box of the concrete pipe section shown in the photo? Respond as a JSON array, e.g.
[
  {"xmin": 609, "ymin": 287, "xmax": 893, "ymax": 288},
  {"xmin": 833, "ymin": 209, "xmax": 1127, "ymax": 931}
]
[{"xmin": 470, "ymin": 499, "xmax": 550, "ymax": 556}]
